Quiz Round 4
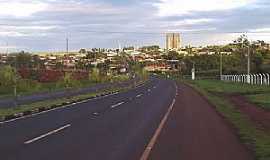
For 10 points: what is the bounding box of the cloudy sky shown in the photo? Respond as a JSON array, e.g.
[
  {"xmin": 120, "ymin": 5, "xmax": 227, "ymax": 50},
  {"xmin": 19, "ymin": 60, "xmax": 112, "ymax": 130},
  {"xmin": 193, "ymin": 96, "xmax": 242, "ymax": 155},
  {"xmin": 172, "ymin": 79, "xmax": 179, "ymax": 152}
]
[{"xmin": 0, "ymin": 0, "xmax": 270, "ymax": 52}]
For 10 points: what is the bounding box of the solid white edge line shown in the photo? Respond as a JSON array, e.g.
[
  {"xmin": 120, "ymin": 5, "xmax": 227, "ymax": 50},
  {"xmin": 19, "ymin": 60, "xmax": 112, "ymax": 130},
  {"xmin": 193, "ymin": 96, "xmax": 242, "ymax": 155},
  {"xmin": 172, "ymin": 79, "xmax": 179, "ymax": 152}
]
[
  {"xmin": 24, "ymin": 124, "xmax": 71, "ymax": 144},
  {"xmin": 140, "ymin": 86, "xmax": 177, "ymax": 160}
]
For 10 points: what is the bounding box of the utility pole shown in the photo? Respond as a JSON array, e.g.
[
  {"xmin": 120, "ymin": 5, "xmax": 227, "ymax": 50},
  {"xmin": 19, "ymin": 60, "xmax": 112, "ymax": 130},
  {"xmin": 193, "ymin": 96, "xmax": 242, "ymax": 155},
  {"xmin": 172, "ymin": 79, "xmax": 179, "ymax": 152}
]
[
  {"xmin": 219, "ymin": 49, "xmax": 223, "ymax": 80},
  {"xmin": 14, "ymin": 52, "xmax": 18, "ymax": 107},
  {"xmin": 66, "ymin": 37, "xmax": 69, "ymax": 54},
  {"xmin": 247, "ymin": 45, "xmax": 251, "ymax": 83},
  {"xmin": 6, "ymin": 42, "xmax": 9, "ymax": 54},
  {"xmin": 247, "ymin": 46, "xmax": 250, "ymax": 75}
]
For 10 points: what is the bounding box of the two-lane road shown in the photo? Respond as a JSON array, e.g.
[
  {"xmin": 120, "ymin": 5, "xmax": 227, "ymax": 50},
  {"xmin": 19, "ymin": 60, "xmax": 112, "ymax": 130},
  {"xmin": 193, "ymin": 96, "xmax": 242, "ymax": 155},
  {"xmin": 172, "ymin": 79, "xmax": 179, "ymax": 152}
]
[{"xmin": 0, "ymin": 78, "xmax": 176, "ymax": 160}]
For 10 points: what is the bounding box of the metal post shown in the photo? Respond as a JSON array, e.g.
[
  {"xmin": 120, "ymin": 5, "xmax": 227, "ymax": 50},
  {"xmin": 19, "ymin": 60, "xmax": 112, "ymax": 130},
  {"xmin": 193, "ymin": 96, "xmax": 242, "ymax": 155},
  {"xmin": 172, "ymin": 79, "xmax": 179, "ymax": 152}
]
[
  {"xmin": 192, "ymin": 63, "xmax": 195, "ymax": 80},
  {"xmin": 14, "ymin": 53, "xmax": 18, "ymax": 107},
  {"xmin": 220, "ymin": 51, "xmax": 223, "ymax": 80},
  {"xmin": 247, "ymin": 46, "xmax": 250, "ymax": 75},
  {"xmin": 66, "ymin": 37, "xmax": 69, "ymax": 54}
]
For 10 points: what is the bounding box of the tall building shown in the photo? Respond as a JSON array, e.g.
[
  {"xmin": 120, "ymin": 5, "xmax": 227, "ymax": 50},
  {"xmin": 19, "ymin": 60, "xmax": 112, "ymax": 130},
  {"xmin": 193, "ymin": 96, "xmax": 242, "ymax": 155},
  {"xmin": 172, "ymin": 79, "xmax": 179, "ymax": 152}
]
[{"xmin": 166, "ymin": 33, "xmax": 181, "ymax": 50}]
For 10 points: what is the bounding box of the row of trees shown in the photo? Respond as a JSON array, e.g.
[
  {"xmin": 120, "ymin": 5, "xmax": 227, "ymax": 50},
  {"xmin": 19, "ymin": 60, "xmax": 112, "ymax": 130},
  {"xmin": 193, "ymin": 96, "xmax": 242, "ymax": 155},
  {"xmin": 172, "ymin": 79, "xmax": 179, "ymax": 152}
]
[
  {"xmin": 159, "ymin": 35, "xmax": 270, "ymax": 76},
  {"xmin": 0, "ymin": 65, "xmax": 132, "ymax": 96}
]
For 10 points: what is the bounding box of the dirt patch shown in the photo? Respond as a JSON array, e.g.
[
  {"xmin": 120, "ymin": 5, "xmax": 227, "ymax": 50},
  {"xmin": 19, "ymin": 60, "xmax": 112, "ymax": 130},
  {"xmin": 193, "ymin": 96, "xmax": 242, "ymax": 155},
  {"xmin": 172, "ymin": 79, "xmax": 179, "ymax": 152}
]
[{"xmin": 229, "ymin": 94, "xmax": 270, "ymax": 132}]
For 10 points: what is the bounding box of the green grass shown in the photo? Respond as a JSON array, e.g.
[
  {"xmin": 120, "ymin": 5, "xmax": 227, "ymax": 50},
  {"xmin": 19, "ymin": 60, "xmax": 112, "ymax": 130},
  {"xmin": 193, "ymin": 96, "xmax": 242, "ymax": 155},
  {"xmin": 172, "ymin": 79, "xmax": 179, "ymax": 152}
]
[
  {"xmin": 0, "ymin": 75, "xmax": 134, "ymax": 101},
  {"xmin": 192, "ymin": 80, "xmax": 270, "ymax": 94},
  {"xmin": 0, "ymin": 91, "xmax": 106, "ymax": 119},
  {"xmin": 247, "ymin": 94, "xmax": 270, "ymax": 110},
  {"xmin": 189, "ymin": 80, "xmax": 270, "ymax": 110},
  {"xmin": 184, "ymin": 80, "xmax": 270, "ymax": 160}
]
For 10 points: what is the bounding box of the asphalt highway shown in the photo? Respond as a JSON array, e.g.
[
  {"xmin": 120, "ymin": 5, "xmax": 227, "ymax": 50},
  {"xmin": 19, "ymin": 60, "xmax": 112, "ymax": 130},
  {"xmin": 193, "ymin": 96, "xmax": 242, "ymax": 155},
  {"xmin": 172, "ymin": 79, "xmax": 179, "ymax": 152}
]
[{"xmin": 0, "ymin": 77, "xmax": 176, "ymax": 160}]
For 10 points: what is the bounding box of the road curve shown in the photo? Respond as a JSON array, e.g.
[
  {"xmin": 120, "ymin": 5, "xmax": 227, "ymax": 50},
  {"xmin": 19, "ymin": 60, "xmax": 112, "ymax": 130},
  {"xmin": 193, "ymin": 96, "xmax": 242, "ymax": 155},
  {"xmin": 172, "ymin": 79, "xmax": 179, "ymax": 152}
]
[{"xmin": 0, "ymin": 77, "xmax": 176, "ymax": 160}]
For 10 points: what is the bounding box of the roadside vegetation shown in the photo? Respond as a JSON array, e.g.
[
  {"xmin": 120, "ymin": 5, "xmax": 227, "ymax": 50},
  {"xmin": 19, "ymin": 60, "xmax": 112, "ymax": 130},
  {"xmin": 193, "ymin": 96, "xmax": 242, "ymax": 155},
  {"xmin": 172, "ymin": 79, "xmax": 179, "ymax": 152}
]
[
  {"xmin": 248, "ymin": 94, "xmax": 270, "ymax": 110},
  {"xmin": 0, "ymin": 88, "xmax": 115, "ymax": 120},
  {"xmin": 189, "ymin": 80, "xmax": 270, "ymax": 110},
  {"xmin": 0, "ymin": 61, "xmax": 149, "ymax": 120},
  {"xmin": 184, "ymin": 79, "xmax": 270, "ymax": 160},
  {"xmin": 0, "ymin": 65, "xmax": 131, "ymax": 98}
]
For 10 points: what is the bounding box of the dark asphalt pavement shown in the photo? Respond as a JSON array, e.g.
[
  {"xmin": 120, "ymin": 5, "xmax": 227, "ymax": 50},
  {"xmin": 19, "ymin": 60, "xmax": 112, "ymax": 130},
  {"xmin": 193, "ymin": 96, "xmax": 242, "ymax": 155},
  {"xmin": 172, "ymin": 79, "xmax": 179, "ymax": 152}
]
[{"xmin": 0, "ymin": 77, "xmax": 176, "ymax": 160}]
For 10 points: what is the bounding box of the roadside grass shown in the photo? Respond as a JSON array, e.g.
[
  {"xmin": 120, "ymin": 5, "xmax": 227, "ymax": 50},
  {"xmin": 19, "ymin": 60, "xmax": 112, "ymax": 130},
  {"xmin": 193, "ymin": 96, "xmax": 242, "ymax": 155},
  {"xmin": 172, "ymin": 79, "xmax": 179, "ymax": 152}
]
[
  {"xmin": 0, "ymin": 75, "xmax": 132, "ymax": 100},
  {"xmin": 184, "ymin": 79, "xmax": 270, "ymax": 160},
  {"xmin": 192, "ymin": 80, "xmax": 270, "ymax": 94},
  {"xmin": 247, "ymin": 94, "xmax": 270, "ymax": 110},
  {"xmin": 191, "ymin": 80, "xmax": 270, "ymax": 110},
  {"xmin": 0, "ymin": 90, "xmax": 108, "ymax": 119}
]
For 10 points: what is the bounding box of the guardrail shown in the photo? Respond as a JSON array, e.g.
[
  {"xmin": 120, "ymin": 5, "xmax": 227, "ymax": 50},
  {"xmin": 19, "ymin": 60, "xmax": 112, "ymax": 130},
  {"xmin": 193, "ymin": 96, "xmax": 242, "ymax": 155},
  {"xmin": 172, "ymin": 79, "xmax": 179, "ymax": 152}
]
[{"xmin": 221, "ymin": 73, "xmax": 270, "ymax": 86}]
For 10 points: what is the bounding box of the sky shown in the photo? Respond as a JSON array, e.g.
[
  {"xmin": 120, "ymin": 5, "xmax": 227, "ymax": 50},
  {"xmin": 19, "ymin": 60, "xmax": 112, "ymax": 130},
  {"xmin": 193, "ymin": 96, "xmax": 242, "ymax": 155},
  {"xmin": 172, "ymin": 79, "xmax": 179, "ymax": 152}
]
[{"xmin": 0, "ymin": 0, "xmax": 270, "ymax": 52}]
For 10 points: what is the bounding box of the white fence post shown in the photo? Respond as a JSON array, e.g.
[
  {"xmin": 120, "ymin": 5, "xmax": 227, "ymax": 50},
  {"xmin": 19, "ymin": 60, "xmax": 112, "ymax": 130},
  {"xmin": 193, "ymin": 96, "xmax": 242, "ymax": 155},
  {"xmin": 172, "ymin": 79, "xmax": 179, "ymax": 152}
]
[
  {"xmin": 247, "ymin": 74, "xmax": 250, "ymax": 84},
  {"xmin": 221, "ymin": 73, "xmax": 269, "ymax": 86}
]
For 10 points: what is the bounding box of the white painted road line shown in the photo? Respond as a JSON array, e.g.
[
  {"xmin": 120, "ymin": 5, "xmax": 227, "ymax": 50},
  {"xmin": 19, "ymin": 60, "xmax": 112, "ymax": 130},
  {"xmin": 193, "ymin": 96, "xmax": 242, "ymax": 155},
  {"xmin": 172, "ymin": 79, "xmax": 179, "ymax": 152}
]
[
  {"xmin": 153, "ymin": 86, "xmax": 156, "ymax": 89},
  {"xmin": 24, "ymin": 124, "xmax": 71, "ymax": 144},
  {"xmin": 136, "ymin": 94, "xmax": 143, "ymax": 98},
  {"xmin": 111, "ymin": 102, "xmax": 125, "ymax": 109},
  {"xmin": 92, "ymin": 112, "xmax": 99, "ymax": 116},
  {"xmin": 140, "ymin": 97, "xmax": 176, "ymax": 160},
  {"xmin": 148, "ymin": 89, "xmax": 151, "ymax": 92}
]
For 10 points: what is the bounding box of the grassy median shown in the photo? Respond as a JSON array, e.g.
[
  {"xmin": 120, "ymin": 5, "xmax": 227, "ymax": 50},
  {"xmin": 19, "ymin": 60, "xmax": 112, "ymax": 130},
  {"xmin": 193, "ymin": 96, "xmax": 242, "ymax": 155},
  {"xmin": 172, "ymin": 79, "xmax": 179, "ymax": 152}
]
[
  {"xmin": 0, "ymin": 89, "xmax": 114, "ymax": 120},
  {"xmin": 0, "ymin": 79, "xmax": 147, "ymax": 121},
  {"xmin": 183, "ymin": 79, "xmax": 270, "ymax": 160}
]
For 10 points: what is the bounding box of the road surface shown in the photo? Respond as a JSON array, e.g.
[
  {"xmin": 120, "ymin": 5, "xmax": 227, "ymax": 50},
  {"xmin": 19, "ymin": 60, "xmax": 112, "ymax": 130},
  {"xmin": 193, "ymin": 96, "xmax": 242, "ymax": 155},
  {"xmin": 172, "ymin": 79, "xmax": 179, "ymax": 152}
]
[
  {"xmin": 0, "ymin": 78, "xmax": 253, "ymax": 160},
  {"xmin": 0, "ymin": 78, "xmax": 176, "ymax": 160}
]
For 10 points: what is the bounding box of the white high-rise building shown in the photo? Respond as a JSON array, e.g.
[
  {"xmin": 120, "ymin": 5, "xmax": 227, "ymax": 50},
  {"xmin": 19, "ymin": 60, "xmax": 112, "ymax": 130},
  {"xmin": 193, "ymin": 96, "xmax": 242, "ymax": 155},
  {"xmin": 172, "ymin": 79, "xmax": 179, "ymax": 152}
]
[{"xmin": 166, "ymin": 33, "xmax": 181, "ymax": 50}]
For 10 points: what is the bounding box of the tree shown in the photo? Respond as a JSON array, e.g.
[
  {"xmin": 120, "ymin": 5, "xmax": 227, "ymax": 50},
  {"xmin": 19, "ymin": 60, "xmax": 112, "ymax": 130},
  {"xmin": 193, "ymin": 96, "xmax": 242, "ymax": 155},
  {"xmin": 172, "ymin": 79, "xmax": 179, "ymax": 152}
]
[
  {"xmin": 79, "ymin": 48, "xmax": 87, "ymax": 54},
  {"xmin": 89, "ymin": 68, "xmax": 100, "ymax": 83},
  {"xmin": 0, "ymin": 65, "xmax": 17, "ymax": 88},
  {"xmin": 16, "ymin": 51, "xmax": 32, "ymax": 68},
  {"xmin": 233, "ymin": 34, "xmax": 250, "ymax": 47},
  {"xmin": 56, "ymin": 72, "xmax": 80, "ymax": 89},
  {"xmin": 167, "ymin": 51, "xmax": 180, "ymax": 60}
]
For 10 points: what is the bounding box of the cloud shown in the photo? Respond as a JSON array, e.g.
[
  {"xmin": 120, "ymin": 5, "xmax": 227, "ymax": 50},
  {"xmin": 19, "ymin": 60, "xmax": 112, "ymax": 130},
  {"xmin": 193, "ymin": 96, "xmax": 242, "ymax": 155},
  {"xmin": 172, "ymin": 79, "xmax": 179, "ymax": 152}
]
[
  {"xmin": 0, "ymin": 0, "xmax": 270, "ymax": 51},
  {"xmin": 249, "ymin": 28, "xmax": 270, "ymax": 33},
  {"xmin": 154, "ymin": 0, "xmax": 256, "ymax": 16},
  {"xmin": 0, "ymin": 1, "xmax": 48, "ymax": 17}
]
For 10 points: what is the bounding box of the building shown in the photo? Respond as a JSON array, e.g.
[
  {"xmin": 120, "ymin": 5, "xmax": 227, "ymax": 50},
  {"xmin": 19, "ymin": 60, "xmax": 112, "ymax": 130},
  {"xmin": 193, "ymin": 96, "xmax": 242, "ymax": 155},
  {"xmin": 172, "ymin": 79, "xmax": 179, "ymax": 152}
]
[{"xmin": 166, "ymin": 33, "xmax": 181, "ymax": 50}]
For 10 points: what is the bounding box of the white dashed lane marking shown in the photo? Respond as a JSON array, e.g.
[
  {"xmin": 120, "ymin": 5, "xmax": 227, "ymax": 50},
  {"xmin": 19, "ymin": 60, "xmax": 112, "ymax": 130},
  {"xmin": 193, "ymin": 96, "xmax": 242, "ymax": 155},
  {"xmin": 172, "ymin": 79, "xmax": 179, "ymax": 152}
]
[
  {"xmin": 24, "ymin": 124, "xmax": 71, "ymax": 144},
  {"xmin": 111, "ymin": 102, "xmax": 125, "ymax": 109}
]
